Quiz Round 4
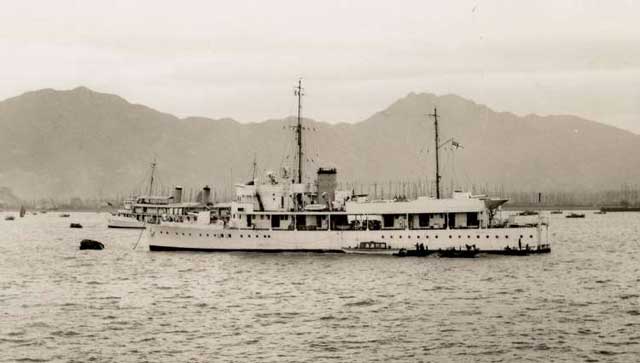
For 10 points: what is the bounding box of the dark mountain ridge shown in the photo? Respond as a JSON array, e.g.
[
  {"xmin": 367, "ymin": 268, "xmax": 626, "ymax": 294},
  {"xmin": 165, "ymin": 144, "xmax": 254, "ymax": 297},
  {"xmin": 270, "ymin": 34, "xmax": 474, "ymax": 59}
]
[{"xmin": 1, "ymin": 87, "xmax": 638, "ymax": 199}]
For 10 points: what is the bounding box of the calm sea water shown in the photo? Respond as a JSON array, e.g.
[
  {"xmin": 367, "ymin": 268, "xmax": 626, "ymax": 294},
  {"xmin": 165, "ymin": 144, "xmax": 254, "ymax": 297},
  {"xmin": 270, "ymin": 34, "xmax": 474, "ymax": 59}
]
[{"xmin": 1, "ymin": 211, "xmax": 639, "ymax": 362}]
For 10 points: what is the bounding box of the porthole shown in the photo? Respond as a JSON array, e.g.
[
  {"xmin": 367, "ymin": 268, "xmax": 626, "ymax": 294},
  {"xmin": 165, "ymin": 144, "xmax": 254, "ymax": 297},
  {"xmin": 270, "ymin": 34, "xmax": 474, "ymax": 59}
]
[
  {"xmin": 529, "ymin": 235, "xmax": 533, "ymax": 239},
  {"xmin": 417, "ymin": 235, "xmax": 420, "ymax": 239},
  {"xmin": 467, "ymin": 235, "xmax": 471, "ymax": 239},
  {"xmin": 399, "ymin": 235, "xmax": 402, "ymax": 239},
  {"xmin": 263, "ymin": 235, "xmax": 267, "ymax": 238},
  {"xmin": 206, "ymin": 234, "xmax": 209, "ymax": 237},
  {"xmin": 248, "ymin": 235, "xmax": 251, "ymax": 238},
  {"xmin": 228, "ymin": 234, "xmax": 232, "ymax": 238},
  {"xmin": 189, "ymin": 233, "xmax": 192, "ymax": 236},
  {"xmin": 505, "ymin": 235, "xmax": 509, "ymax": 239},
  {"xmin": 520, "ymin": 235, "xmax": 523, "ymax": 238},
  {"xmin": 495, "ymin": 235, "xmax": 499, "ymax": 239},
  {"xmin": 182, "ymin": 233, "xmax": 185, "ymax": 236},
  {"xmin": 255, "ymin": 235, "xmax": 259, "ymax": 238},
  {"xmin": 449, "ymin": 235, "xmax": 452, "ymax": 239},
  {"xmin": 426, "ymin": 235, "xmax": 429, "ymax": 239},
  {"xmin": 477, "ymin": 235, "xmax": 480, "ymax": 239},
  {"xmin": 390, "ymin": 235, "xmax": 393, "ymax": 239},
  {"xmin": 240, "ymin": 234, "xmax": 243, "ymax": 238},
  {"xmin": 199, "ymin": 233, "xmax": 202, "ymax": 237},
  {"xmin": 458, "ymin": 235, "xmax": 461, "ymax": 238},
  {"xmin": 175, "ymin": 232, "xmax": 178, "ymax": 235},
  {"xmin": 381, "ymin": 235, "xmax": 385, "ymax": 239},
  {"xmin": 435, "ymin": 235, "xmax": 438, "ymax": 239},
  {"xmin": 486, "ymin": 235, "xmax": 489, "ymax": 238}
]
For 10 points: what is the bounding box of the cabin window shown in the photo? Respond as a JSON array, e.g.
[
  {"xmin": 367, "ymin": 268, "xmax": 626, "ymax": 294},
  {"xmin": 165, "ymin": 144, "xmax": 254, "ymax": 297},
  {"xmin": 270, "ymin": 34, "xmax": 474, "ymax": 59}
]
[
  {"xmin": 418, "ymin": 214, "xmax": 429, "ymax": 227},
  {"xmin": 228, "ymin": 234, "xmax": 232, "ymax": 238},
  {"xmin": 240, "ymin": 234, "xmax": 243, "ymax": 238},
  {"xmin": 530, "ymin": 235, "xmax": 533, "ymax": 239},
  {"xmin": 383, "ymin": 215, "xmax": 395, "ymax": 228}
]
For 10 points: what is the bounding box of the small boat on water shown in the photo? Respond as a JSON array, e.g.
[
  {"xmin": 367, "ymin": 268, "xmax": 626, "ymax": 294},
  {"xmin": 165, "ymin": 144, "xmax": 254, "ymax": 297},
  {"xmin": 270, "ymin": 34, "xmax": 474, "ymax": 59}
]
[
  {"xmin": 594, "ymin": 210, "xmax": 606, "ymax": 215},
  {"xmin": 343, "ymin": 241, "xmax": 397, "ymax": 255},
  {"xmin": 566, "ymin": 213, "xmax": 585, "ymax": 218},
  {"xmin": 5, "ymin": 215, "xmax": 15, "ymax": 221},
  {"xmin": 438, "ymin": 247, "xmax": 479, "ymax": 258},
  {"xmin": 550, "ymin": 210, "xmax": 563, "ymax": 214},
  {"xmin": 518, "ymin": 210, "xmax": 539, "ymax": 216},
  {"xmin": 59, "ymin": 213, "xmax": 70, "ymax": 218}
]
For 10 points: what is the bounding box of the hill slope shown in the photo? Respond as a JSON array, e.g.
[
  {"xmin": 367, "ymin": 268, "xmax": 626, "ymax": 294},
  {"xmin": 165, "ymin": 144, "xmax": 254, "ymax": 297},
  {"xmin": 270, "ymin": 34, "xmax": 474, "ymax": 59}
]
[{"xmin": 1, "ymin": 87, "xmax": 638, "ymax": 199}]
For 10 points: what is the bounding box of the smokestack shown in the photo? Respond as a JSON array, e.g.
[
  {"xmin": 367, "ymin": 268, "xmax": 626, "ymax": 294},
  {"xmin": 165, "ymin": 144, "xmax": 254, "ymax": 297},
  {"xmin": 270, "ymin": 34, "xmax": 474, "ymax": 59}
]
[
  {"xmin": 173, "ymin": 186, "xmax": 183, "ymax": 203},
  {"xmin": 317, "ymin": 168, "xmax": 337, "ymax": 208},
  {"xmin": 202, "ymin": 185, "xmax": 211, "ymax": 204}
]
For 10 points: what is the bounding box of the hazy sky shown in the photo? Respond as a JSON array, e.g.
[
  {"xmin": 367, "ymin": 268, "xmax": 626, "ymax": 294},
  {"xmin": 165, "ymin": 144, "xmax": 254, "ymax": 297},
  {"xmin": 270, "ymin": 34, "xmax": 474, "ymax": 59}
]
[{"xmin": 1, "ymin": 0, "xmax": 639, "ymax": 133}]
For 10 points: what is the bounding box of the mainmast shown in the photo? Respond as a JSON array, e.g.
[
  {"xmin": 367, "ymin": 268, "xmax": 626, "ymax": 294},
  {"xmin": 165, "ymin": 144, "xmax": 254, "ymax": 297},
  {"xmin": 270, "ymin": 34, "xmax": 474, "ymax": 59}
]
[
  {"xmin": 148, "ymin": 159, "xmax": 157, "ymax": 196},
  {"xmin": 428, "ymin": 108, "xmax": 441, "ymax": 199},
  {"xmin": 294, "ymin": 78, "xmax": 304, "ymax": 183}
]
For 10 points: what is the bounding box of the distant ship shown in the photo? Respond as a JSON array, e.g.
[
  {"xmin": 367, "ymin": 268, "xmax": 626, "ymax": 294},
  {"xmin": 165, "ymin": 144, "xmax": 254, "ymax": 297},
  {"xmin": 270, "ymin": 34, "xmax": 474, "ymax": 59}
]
[
  {"xmin": 147, "ymin": 80, "xmax": 551, "ymax": 254},
  {"xmin": 107, "ymin": 160, "xmax": 208, "ymax": 229}
]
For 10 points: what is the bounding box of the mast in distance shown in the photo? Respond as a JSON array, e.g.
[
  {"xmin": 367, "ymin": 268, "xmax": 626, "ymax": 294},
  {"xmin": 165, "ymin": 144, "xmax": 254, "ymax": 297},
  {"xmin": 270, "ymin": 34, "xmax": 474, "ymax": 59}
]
[{"xmin": 148, "ymin": 159, "xmax": 157, "ymax": 196}]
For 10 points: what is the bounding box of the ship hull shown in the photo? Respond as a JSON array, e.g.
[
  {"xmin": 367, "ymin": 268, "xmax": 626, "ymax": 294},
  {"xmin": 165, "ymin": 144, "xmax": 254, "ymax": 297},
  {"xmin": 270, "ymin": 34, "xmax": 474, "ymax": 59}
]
[
  {"xmin": 107, "ymin": 215, "xmax": 145, "ymax": 229},
  {"xmin": 147, "ymin": 223, "xmax": 549, "ymax": 254}
]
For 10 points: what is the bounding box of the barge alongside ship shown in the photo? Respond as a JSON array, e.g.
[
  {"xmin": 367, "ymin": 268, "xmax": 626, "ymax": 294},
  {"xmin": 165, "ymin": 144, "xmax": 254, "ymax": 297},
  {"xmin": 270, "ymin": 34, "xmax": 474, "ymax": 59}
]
[{"xmin": 147, "ymin": 80, "xmax": 550, "ymax": 255}]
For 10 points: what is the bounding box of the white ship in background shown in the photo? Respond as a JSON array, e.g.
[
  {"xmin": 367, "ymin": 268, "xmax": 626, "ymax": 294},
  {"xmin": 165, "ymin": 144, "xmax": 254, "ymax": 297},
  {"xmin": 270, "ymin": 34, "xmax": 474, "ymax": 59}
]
[
  {"xmin": 147, "ymin": 80, "xmax": 550, "ymax": 255},
  {"xmin": 108, "ymin": 161, "xmax": 207, "ymax": 229}
]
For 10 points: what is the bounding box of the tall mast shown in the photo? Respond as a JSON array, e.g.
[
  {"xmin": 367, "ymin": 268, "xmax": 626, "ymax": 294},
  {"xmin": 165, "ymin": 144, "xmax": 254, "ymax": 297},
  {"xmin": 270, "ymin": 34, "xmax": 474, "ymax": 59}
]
[
  {"xmin": 294, "ymin": 78, "xmax": 304, "ymax": 183},
  {"xmin": 148, "ymin": 159, "xmax": 157, "ymax": 196},
  {"xmin": 428, "ymin": 108, "xmax": 441, "ymax": 199}
]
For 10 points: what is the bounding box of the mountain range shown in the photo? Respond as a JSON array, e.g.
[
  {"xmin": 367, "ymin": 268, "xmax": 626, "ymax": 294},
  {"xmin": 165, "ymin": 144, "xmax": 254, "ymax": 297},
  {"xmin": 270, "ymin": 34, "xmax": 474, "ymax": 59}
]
[{"xmin": 1, "ymin": 86, "xmax": 639, "ymax": 200}]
